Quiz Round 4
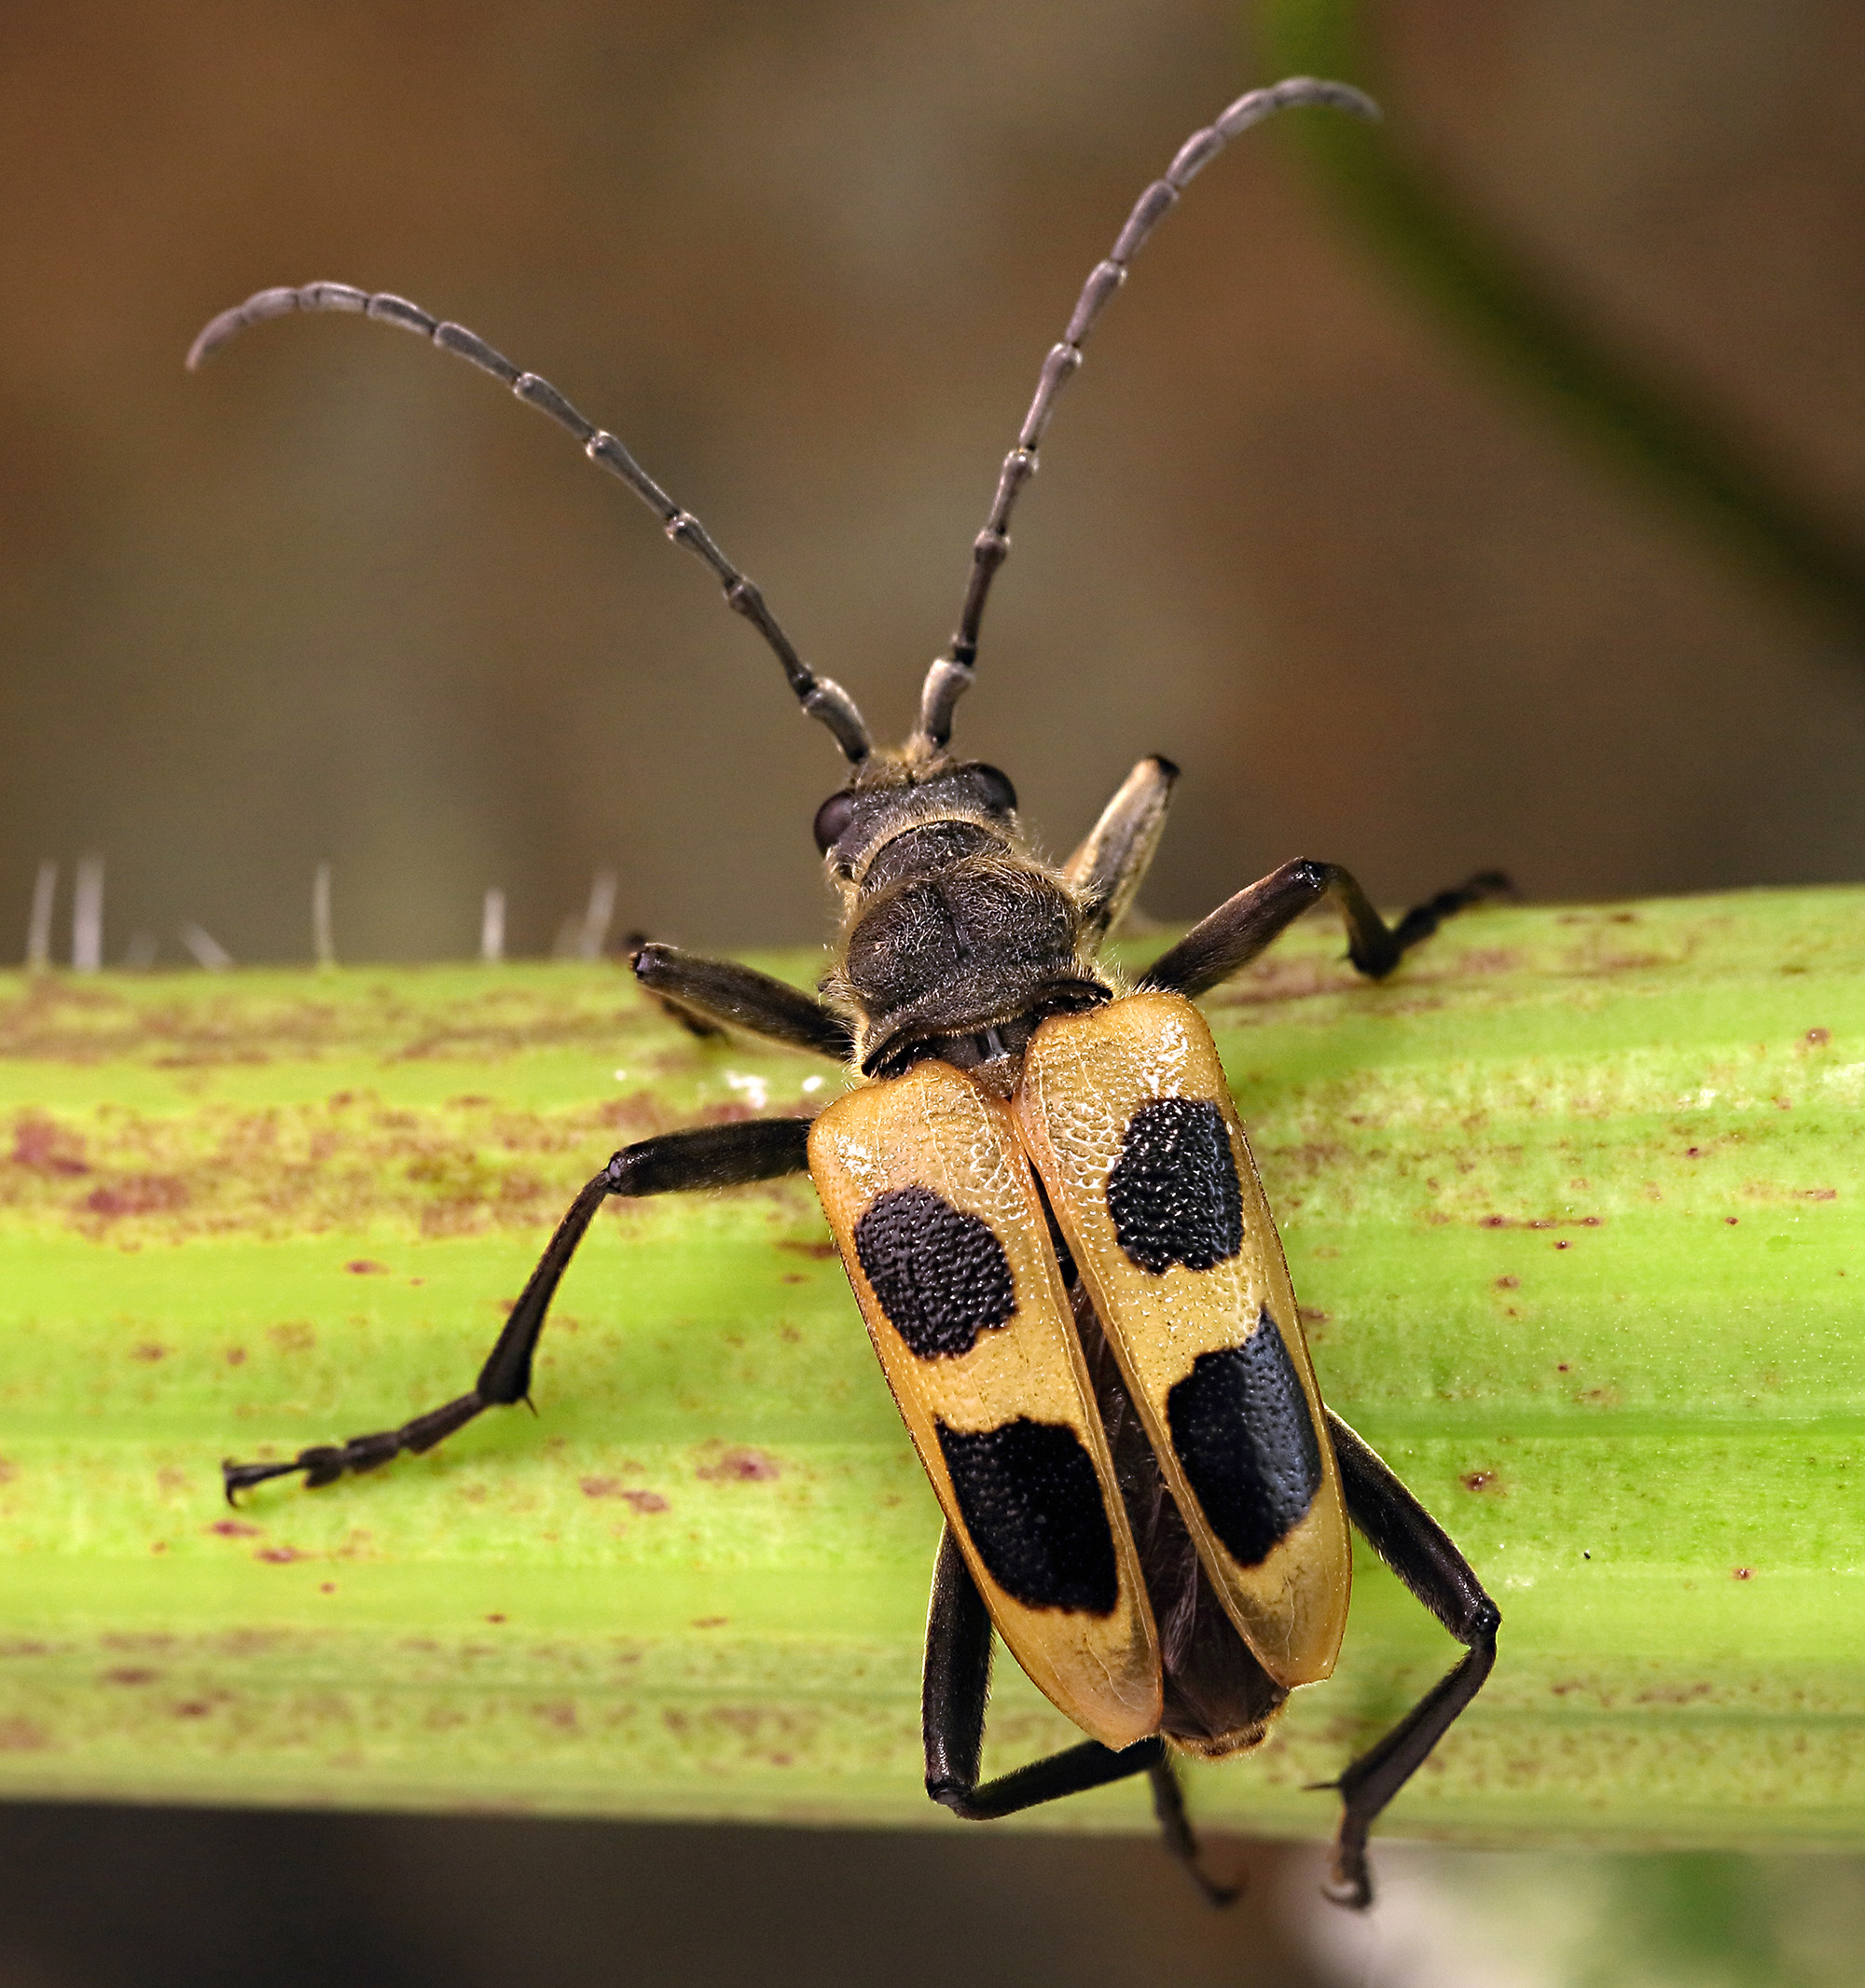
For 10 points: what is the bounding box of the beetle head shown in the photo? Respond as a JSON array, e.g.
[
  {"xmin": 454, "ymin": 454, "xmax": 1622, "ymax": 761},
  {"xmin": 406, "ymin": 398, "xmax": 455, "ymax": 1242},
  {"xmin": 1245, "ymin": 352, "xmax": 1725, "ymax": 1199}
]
[{"xmin": 813, "ymin": 755, "xmax": 1018, "ymax": 888}]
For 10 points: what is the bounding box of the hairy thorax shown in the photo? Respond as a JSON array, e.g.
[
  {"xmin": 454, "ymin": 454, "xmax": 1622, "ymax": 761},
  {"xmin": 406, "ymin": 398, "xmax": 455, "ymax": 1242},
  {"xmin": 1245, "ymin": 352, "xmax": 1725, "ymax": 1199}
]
[{"xmin": 814, "ymin": 755, "xmax": 1111, "ymax": 1092}]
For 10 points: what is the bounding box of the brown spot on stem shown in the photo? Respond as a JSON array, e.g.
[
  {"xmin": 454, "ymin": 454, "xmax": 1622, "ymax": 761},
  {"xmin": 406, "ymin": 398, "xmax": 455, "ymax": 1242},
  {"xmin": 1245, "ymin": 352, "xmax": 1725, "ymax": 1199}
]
[
  {"xmin": 696, "ymin": 1447, "xmax": 780, "ymax": 1484},
  {"xmin": 85, "ymin": 1176, "xmax": 188, "ymax": 1218},
  {"xmin": 10, "ymin": 1116, "xmax": 89, "ymax": 1173}
]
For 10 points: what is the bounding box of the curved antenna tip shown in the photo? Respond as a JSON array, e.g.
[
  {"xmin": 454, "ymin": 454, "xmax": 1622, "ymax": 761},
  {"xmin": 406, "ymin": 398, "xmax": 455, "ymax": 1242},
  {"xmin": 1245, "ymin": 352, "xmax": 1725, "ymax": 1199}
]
[
  {"xmin": 185, "ymin": 309, "xmax": 242, "ymax": 371},
  {"xmin": 1216, "ymin": 77, "xmax": 1383, "ymax": 143},
  {"xmin": 920, "ymin": 74, "xmax": 1380, "ymax": 748},
  {"xmin": 186, "ymin": 280, "xmax": 869, "ymax": 760}
]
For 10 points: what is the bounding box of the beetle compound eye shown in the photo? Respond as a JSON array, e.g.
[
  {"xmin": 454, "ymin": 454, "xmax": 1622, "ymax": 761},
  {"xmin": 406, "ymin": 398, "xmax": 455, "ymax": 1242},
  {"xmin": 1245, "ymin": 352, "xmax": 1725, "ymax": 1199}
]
[
  {"xmin": 971, "ymin": 765, "xmax": 1017, "ymax": 814},
  {"xmin": 813, "ymin": 791, "xmax": 856, "ymax": 853}
]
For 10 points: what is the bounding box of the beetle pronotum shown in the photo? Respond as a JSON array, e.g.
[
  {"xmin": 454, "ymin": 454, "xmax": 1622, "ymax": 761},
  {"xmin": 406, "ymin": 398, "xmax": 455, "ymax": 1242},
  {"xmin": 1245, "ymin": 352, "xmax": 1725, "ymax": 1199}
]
[{"xmin": 193, "ymin": 76, "xmax": 1508, "ymax": 1909}]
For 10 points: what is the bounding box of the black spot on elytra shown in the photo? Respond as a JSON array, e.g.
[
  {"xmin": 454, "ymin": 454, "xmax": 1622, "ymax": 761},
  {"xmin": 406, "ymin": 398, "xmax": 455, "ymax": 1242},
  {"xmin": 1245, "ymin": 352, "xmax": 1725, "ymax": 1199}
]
[
  {"xmin": 1107, "ymin": 1098, "xmax": 1242, "ymax": 1275},
  {"xmin": 936, "ymin": 1417, "xmax": 1120, "ymax": 1615},
  {"xmin": 1167, "ymin": 1312, "xmax": 1322, "ymax": 1567},
  {"xmin": 854, "ymin": 1186, "xmax": 1015, "ymax": 1360}
]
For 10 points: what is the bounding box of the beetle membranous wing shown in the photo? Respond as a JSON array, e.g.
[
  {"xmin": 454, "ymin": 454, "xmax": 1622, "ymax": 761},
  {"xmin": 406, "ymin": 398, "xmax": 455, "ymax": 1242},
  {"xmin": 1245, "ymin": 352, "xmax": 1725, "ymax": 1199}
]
[
  {"xmin": 1166, "ymin": 1316, "xmax": 1323, "ymax": 1568},
  {"xmin": 935, "ymin": 1418, "xmax": 1121, "ymax": 1615},
  {"xmin": 853, "ymin": 1186, "xmax": 1016, "ymax": 1359},
  {"xmin": 1070, "ymin": 1282, "xmax": 1286, "ymax": 1751},
  {"xmin": 1106, "ymin": 1098, "xmax": 1244, "ymax": 1274}
]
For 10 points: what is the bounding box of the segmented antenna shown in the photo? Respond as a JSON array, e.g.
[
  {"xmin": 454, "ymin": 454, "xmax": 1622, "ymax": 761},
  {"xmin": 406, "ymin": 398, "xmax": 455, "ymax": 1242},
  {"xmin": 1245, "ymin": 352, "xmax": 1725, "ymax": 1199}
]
[
  {"xmin": 187, "ymin": 285, "xmax": 873, "ymax": 765},
  {"xmin": 915, "ymin": 76, "xmax": 1381, "ymax": 752}
]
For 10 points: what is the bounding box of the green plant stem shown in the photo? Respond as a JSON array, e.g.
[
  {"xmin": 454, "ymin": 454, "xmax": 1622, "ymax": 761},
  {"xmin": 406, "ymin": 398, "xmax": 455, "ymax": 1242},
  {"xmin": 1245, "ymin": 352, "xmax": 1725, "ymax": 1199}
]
[
  {"xmin": 1259, "ymin": 0, "xmax": 1865, "ymax": 647},
  {"xmin": 2, "ymin": 889, "xmax": 1863, "ymax": 1846}
]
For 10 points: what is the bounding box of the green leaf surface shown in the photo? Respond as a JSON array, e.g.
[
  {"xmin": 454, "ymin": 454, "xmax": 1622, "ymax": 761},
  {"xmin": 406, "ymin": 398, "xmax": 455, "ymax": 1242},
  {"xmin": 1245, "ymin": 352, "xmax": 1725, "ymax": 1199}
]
[{"xmin": 2, "ymin": 889, "xmax": 1862, "ymax": 1849}]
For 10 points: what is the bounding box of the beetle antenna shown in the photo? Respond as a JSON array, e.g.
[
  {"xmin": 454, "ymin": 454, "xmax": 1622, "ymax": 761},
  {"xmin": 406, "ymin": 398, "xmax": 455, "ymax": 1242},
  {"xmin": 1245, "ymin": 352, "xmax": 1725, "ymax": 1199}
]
[
  {"xmin": 913, "ymin": 76, "xmax": 1380, "ymax": 752},
  {"xmin": 187, "ymin": 286, "xmax": 874, "ymax": 766}
]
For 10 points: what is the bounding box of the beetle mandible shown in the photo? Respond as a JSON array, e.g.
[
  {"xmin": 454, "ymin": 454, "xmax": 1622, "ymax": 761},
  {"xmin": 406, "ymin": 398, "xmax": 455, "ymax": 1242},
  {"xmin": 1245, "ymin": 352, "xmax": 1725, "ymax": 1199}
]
[{"xmin": 192, "ymin": 76, "xmax": 1508, "ymax": 1909}]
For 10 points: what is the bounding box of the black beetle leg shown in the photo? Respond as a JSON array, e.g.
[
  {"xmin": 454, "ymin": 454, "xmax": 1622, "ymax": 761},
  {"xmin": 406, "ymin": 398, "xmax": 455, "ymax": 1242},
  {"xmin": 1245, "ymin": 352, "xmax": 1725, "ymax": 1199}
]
[
  {"xmin": 1140, "ymin": 861, "xmax": 1512, "ymax": 999},
  {"xmin": 921, "ymin": 1526, "xmax": 1235, "ymax": 1903},
  {"xmin": 1316, "ymin": 1410, "xmax": 1501, "ymax": 1910},
  {"xmin": 630, "ymin": 943, "xmax": 853, "ymax": 1058},
  {"xmin": 222, "ymin": 1117, "xmax": 814, "ymax": 1502}
]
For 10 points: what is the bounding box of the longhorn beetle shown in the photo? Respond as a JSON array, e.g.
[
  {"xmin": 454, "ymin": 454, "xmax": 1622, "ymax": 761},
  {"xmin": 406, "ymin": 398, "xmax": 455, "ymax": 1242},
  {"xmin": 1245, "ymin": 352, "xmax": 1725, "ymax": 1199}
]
[{"xmin": 194, "ymin": 77, "xmax": 1506, "ymax": 1909}]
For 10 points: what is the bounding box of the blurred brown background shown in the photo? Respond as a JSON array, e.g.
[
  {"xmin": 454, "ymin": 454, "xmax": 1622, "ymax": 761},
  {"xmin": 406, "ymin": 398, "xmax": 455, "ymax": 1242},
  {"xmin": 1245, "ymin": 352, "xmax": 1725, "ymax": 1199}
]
[{"xmin": 4, "ymin": 0, "xmax": 1864, "ymax": 966}]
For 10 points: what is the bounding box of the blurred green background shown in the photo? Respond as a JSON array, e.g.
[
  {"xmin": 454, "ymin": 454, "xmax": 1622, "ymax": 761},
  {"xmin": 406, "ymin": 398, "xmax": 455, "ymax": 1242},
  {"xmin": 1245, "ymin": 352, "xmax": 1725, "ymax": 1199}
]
[{"xmin": 4, "ymin": 0, "xmax": 1865, "ymax": 1981}]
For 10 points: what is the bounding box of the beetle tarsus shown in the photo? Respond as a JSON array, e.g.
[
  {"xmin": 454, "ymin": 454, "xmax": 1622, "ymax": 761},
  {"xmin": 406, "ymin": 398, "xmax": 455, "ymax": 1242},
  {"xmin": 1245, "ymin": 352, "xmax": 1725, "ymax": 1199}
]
[
  {"xmin": 1317, "ymin": 1411, "xmax": 1503, "ymax": 1911},
  {"xmin": 1140, "ymin": 858, "xmax": 1510, "ymax": 1000},
  {"xmin": 1148, "ymin": 1756, "xmax": 1243, "ymax": 1907},
  {"xmin": 220, "ymin": 1389, "xmax": 490, "ymax": 1500},
  {"xmin": 1384, "ymin": 869, "xmax": 1515, "ymax": 968},
  {"xmin": 221, "ymin": 1455, "xmax": 321, "ymax": 1503},
  {"xmin": 217, "ymin": 1123, "xmax": 814, "ymax": 1498},
  {"xmin": 1322, "ymin": 1859, "xmax": 1375, "ymax": 1912}
]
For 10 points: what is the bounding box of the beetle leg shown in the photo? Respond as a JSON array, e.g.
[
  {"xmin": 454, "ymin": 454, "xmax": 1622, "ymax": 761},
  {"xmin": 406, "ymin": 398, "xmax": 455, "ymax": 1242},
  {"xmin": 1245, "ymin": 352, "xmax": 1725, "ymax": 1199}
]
[
  {"xmin": 1145, "ymin": 1755, "xmax": 1244, "ymax": 1907},
  {"xmin": 922, "ymin": 1523, "xmax": 1161, "ymax": 1808},
  {"xmin": 1139, "ymin": 861, "xmax": 1511, "ymax": 999},
  {"xmin": 1317, "ymin": 1409, "xmax": 1501, "ymax": 1910},
  {"xmin": 1064, "ymin": 755, "xmax": 1179, "ymax": 940},
  {"xmin": 920, "ymin": 1526, "xmax": 1234, "ymax": 1902},
  {"xmin": 631, "ymin": 942, "xmax": 854, "ymax": 1059},
  {"xmin": 616, "ymin": 932, "xmax": 727, "ymax": 1041},
  {"xmin": 220, "ymin": 1117, "xmax": 813, "ymax": 1502}
]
